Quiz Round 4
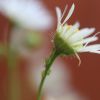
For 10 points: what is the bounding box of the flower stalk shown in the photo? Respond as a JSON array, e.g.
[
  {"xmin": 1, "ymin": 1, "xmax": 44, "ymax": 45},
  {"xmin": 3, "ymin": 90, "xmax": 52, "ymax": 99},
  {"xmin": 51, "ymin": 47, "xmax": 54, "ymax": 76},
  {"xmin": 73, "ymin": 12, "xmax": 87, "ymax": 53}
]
[{"xmin": 37, "ymin": 49, "xmax": 60, "ymax": 100}]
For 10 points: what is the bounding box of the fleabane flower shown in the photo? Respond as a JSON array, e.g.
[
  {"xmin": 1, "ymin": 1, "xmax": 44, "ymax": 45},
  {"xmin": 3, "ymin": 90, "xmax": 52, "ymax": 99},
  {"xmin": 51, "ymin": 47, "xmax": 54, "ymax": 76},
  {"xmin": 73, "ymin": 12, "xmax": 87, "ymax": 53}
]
[{"xmin": 54, "ymin": 3, "xmax": 100, "ymax": 59}]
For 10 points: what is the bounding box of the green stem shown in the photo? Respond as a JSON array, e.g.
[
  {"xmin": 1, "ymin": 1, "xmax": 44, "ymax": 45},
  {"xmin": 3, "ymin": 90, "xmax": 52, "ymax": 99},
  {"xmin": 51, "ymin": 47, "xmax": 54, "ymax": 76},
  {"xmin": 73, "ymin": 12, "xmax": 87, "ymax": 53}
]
[{"xmin": 37, "ymin": 49, "xmax": 59, "ymax": 100}]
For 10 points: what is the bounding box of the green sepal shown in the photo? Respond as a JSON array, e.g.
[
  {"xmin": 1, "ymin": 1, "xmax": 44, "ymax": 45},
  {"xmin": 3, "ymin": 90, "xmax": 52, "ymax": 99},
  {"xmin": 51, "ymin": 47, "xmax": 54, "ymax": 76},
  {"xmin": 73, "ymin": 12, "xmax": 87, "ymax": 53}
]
[{"xmin": 54, "ymin": 33, "xmax": 75, "ymax": 55}]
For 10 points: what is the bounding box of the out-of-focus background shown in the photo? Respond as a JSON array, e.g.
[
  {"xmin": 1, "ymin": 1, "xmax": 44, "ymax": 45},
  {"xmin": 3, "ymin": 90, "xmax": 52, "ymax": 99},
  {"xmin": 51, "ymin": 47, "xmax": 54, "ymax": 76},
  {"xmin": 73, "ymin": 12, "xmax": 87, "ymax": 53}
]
[{"xmin": 0, "ymin": 0, "xmax": 100, "ymax": 100}]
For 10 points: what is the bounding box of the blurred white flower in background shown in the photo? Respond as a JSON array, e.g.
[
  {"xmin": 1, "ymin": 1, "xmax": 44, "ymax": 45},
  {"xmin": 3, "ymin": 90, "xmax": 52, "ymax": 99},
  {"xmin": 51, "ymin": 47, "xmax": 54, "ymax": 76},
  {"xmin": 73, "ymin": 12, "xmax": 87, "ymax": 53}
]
[
  {"xmin": 4, "ymin": 0, "xmax": 54, "ymax": 58},
  {"xmin": 10, "ymin": 26, "xmax": 45, "ymax": 57},
  {"xmin": 0, "ymin": 0, "xmax": 53, "ymax": 31},
  {"xmin": 45, "ymin": 92, "xmax": 87, "ymax": 100}
]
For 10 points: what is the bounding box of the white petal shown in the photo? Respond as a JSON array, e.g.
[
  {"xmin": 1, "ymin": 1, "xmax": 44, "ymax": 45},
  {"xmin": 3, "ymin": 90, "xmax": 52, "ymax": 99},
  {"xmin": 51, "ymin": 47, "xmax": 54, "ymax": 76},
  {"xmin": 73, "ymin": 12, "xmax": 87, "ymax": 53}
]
[
  {"xmin": 84, "ymin": 32, "xmax": 100, "ymax": 47},
  {"xmin": 89, "ymin": 50, "xmax": 100, "ymax": 54},
  {"xmin": 56, "ymin": 7, "xmax": 62, "ymax": 27},
  {"xmin": 57, "ymin": 24, "xmax": 63, "ymax": 33},
  {"xmin": 79, "ymin": 44, "xmax": 100, "ymax": 52},
  {"xmin": 62, "ymin": 3, "xmax": 75, "ymax": 25},
  {"xmin": 69, "ymin": 28, "xmax": 95, "ymax": 43},
  {"xmin": 64, "ymin": 22, "xmax": 80, "ymax": 39},
  {"xmin": 62, "ymin": 24, "xmax": 69, "ymax": 34},
  {"xmin": 72, "ymin": 36, "xmax": 98, "ymax": 46},
  {"xmin": 83, "ymin": 36, "xmax": 98, "ymax": 44},
  {"xmin": 61, "ymin": 4, "xmax": 68, "ymax": 20}
]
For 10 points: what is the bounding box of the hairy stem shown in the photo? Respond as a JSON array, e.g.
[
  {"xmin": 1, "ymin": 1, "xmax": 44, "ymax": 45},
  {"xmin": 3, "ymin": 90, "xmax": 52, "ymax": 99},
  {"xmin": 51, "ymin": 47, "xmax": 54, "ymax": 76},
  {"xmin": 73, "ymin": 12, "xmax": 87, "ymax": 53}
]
[{"xmin": 37, "ymin": 49, "xmax": 59, "ymax": 100}]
